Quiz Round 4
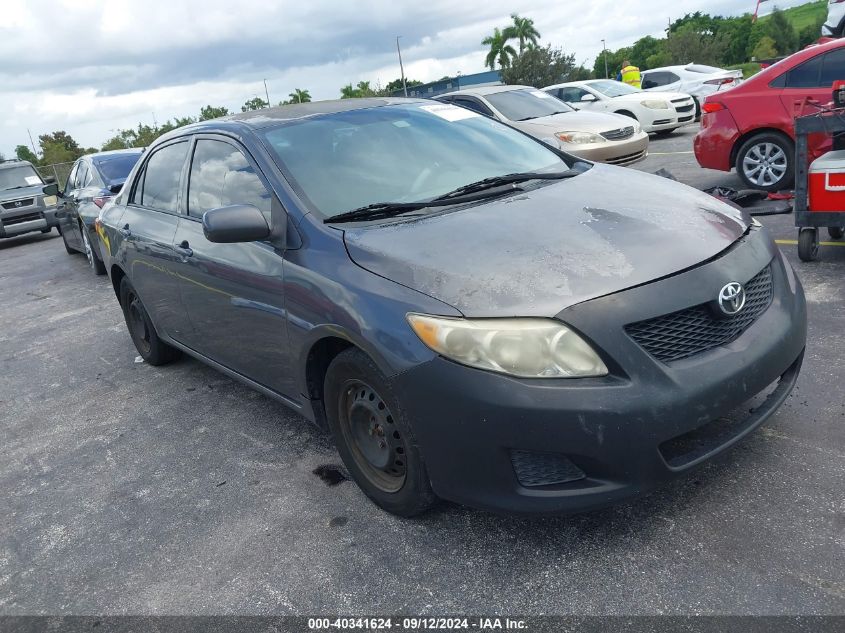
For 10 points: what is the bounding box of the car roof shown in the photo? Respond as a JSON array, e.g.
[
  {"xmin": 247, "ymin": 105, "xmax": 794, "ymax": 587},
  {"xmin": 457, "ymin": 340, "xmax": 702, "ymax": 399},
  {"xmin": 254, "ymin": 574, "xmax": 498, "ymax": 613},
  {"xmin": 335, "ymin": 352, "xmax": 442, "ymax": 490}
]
[
  {"xmin": 438, "ymin": 85, "xmax": 534, "ymax": 98},
  {"xmin": 744, "ymin": 37, "xmax": 845, "ymax": 86},
  {"xmin": 0, "ymin": 159, "xmax": 35, "ymax": 170},
  {"xmin": 88, "ymin": 148, "xmax": 144, "ymax": 161},
  {"xmin": 543, "ymin": 80, "xmax": 602, "ymax": 89}
]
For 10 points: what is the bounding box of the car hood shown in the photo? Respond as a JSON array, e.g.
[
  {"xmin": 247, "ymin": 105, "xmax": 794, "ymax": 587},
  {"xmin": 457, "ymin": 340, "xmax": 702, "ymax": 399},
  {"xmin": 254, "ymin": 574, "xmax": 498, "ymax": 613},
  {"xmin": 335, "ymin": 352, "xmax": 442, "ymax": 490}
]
[
  {"xmin": 0, "ymin": 184, "xmax": 44, "ymax": 202},
  {"xmin": 343, "ymin": 165, "xmax": 749, "ymax": 317},
  {"xmin": 511, "ymin": 110, "xmax": 632, "ymax": 134}
]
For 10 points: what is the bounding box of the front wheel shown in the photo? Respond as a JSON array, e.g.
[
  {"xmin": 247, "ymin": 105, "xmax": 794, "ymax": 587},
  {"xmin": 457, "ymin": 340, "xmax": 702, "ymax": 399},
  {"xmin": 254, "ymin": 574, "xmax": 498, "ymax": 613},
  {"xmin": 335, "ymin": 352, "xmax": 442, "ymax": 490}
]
[
  {"xmin": 81, "ymin": 224, "xmax": 106, "ymax": 275},
  {"xmin": 119, "ymin": 277, "xmax": 180, "ymax": 365},
  {"xmin": 798, "ymin": 228, "xmax": 819, "ymax": 262},
  {"xmin": 324, "ymin": 348, "xmax": 437, "ymax": 517},
  {"xmin": 736, "ymin": 133, "xmax": 794, "ymax": 192}
]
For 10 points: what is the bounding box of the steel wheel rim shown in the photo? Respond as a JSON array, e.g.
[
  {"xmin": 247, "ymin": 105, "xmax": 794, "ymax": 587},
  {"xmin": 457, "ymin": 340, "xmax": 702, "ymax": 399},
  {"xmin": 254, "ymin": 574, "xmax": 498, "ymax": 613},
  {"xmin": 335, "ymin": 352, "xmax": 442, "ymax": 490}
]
[
  {"xmin": 743, "ymin": 142, "xmax": 788, "ymax": 187},
  {"xmin": 81, "ymin": 226, "xmax": 94, "ymax": 268},
  {"xmin": 126, "ymin": 293, "xmax": 151, "ymax": 356},
  {"xmin": 338, "ymin": 380, "xmax": 407, "ymax": 493}
]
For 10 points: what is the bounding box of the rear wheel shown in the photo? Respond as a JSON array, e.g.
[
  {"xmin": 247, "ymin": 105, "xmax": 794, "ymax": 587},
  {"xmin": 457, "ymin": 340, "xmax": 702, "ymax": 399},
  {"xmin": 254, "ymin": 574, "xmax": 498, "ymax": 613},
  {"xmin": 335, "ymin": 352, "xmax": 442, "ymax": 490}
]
[
  {"xmin": 119, "ymin": 277, "xmax": 180, "ymax": 365},
  {"xmin": 828, "ymin": 227, "xmax": 844, "ymax": 240},
  {"xmin": 324, "ymin": 348, "xmax": 437, "ymax": 517},
  {"xmin": 736, "ymin": 132, "xmax": 794, "ymax": 192}
]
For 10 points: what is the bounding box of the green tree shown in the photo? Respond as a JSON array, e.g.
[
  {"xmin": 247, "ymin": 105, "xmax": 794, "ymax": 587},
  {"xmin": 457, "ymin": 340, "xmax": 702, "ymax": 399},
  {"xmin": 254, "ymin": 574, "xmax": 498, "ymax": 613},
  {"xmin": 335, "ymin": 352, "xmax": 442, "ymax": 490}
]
[
  {"xmin": 482, "ymin": 27, "xmax": 517, "ymax": 70},
  {"xmin": 15, "ymin": 145, "xmax": 38, "ymax": 163},
  {"xmin": 766, "ymin": 8, "xmax": 799, "ymax": 55},
  {"xmin": 666, "ymin": 23, "xmax": 728, "ymax": 66},
  {"xmin": 593, "ymin": 47, "xmax": 632, "ymax": 79},
  {"xmin": 287, "ymin": 88, "xmax": 311, "ymax": 103},
  {"xmin": 752, "ymin": 35, "xmax": 779, "ymax": 60},
  {"xmin": 501, "ymin": 44, "xmax": 578, "ymax": 88},
  {"xmin": 241, "ymin": 97, "xmax": 269, "ymax": 112},
  {"xmin": 628, "ymin": 36, "xmax": 665, "ymax": 70},
  {"xmin": 199, "ymin": 105, "xmax": 230, "ymax": 121},
  {"xmin": 503, "ymin": 14, "xmax": 540, "ymax": 54},
  {"xmin": 340, "ymin": 83, "xmax": 358, "ymax": 99},
  {"xmin": 38, "ymin": 131, "xmax": 83, "ymax": 165}
]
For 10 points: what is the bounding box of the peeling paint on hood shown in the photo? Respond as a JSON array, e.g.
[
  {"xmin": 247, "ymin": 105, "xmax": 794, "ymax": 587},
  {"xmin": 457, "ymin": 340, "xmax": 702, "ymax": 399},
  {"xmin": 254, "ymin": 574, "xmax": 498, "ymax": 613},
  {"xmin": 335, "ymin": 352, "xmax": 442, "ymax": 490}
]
[{"xmin": 343, "ymin": 165, "xmax": 749, "ymax": 317}]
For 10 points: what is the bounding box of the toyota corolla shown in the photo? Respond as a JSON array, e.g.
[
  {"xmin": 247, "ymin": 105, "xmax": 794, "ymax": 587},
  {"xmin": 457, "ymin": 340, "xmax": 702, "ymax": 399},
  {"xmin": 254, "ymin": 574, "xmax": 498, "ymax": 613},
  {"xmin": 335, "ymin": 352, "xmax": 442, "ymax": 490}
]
[{"xmin": 95, "ymin": 98, "xmax": 807, "ymax": 516}]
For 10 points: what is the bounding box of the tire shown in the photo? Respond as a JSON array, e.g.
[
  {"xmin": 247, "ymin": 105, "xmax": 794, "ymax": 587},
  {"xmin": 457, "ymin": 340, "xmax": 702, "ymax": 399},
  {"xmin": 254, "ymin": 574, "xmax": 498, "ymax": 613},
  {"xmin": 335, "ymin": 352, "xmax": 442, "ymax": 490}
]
[
  {"xmin": 693, "ymin": 97, "xmax": 701, "ymax": 122},
  {"xmin": 828, "ymin": 227, "xmax": 844, "ymax": 240},
  {"xmin": 41, "ymin": 227, "xmax": 51, "ymax": 234},
  {"xmin": 736, "ymin": 132, "xmax": 794, "ymax": 192},
  {"xmin": 324, "ymin": 348, "xmax": 437, "ymax": 517},
  {"xmin": 80, "ymin": 223, "xmax": 106, "ymax": 275},
  {"xmin": 60, "ymin": 227, "xmax": 77, "ymax": 255},
  {"xmin": 798, "ymin": 228, "xmax": 819, "ymax": 262},
  {"xmin": 118, "ymin": 277, "xmax": 180, "ymax": 366}
]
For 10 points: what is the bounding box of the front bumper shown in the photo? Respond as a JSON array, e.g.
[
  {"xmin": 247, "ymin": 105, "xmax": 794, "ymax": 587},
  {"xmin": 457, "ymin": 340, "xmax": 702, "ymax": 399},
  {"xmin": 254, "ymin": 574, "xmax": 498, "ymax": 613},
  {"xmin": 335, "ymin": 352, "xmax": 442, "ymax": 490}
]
[
  {"xmin": 640, "ymin": 104, "xmax": 695, "ymax": 133},
  {"xmin": 568, "ymin": 132, "xmax": 649, "ymax": 167},
  {"xmin": 393, "ymin": 230, "xmax": 806, "ymax": 514},
  {"xmin": 0, "ymin": 206, "xmax": 58, "ymax": 238}
]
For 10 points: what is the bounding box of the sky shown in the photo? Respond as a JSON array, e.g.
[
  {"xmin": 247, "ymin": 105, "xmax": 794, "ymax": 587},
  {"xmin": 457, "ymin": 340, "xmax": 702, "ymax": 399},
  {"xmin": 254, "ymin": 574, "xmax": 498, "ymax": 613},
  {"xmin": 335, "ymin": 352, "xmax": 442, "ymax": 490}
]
[{"xmin": 0, "ymin": 0, "xmax": 813, "ymax": 159}]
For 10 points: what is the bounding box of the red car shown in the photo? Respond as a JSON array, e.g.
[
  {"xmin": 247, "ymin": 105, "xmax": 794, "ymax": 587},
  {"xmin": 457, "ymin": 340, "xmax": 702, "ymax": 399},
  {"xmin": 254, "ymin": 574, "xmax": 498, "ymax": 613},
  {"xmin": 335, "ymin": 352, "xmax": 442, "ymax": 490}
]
[{"xmin": 695, "ymin": 39, "xmax": 845, "ymax": 192}]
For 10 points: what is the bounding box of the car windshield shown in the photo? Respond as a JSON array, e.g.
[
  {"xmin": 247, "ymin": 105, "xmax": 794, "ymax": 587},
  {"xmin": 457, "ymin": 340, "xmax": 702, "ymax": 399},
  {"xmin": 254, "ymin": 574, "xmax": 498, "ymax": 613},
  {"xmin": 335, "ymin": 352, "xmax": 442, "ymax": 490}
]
[
  {"xmin": 261, "ymin": 102, "xmax": 569, "ymax": 218},
  {"xmin": 0, "ymin": 165, "xmax": 43, "ymax": 191},
  {"xmin": 687, "ymin": 64, "xmax": 724, "ymax": 74},
  {"xmin": 484, "ymin": 89, "xmax": 574, "ymax": 121},
  {"xmin": 95, "ymin": 153, "xmax": 142, "ymax": 185},
  {"xmin": 588, "ymin": 81, "xmax": 641, "ymax": 97}
]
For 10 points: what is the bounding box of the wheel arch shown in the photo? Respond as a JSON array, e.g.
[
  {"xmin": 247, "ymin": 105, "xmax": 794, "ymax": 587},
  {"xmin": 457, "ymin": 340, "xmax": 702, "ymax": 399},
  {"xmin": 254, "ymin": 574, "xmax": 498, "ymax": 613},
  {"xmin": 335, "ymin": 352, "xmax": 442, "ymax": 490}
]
[
  {"xmin": 110, "ymin": 264, "xmax": 127, "ymax": 303},
  {"xmin": 615, "ymin": 109, "xmax": 637, "ymax": 120},
  {"xmin": 303, "ymin": 335, "xmax": 360, "ymax": 430}
]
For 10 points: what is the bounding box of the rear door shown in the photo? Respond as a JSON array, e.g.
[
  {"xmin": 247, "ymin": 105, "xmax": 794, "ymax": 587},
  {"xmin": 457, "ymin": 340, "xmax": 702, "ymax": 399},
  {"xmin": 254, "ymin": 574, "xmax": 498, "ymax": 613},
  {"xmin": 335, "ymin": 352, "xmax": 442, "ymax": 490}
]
[
  {"xmin": 120, "ymin": 139, "xmax": 193, "ymax": 339},
  {"xmin": 776, "ymin": 48, "xmax": 845, "ymax": 114},
  {"xmin": 58, "ymin": 161, "xmax": 84, "ymax": 248},
  {"xmin": 172, "ymin": 135, "xmax": 293, "ymax": 396}
]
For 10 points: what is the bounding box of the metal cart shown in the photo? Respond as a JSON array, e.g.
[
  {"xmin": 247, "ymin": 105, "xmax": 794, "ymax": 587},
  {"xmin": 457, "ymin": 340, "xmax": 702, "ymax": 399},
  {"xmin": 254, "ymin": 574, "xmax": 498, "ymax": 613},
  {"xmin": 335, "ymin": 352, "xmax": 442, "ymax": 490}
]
[{"xmin": 794, "ymin": 111, "xmax": 845, "ymax": 261}]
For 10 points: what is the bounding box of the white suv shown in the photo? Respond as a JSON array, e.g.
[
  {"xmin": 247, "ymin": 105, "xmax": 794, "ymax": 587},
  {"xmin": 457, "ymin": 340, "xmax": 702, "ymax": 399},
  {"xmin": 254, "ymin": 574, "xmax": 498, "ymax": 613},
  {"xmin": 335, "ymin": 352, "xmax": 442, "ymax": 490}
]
[{"xmin": 823, "ymin": 0, "xmax": 845, "ymax": 38}]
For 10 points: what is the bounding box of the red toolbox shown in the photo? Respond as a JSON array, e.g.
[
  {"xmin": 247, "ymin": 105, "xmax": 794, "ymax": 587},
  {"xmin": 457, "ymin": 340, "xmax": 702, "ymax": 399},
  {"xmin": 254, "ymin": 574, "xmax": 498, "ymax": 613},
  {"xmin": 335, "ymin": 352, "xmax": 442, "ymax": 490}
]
[{"xmin": 809, "ymin": 150, "xmax": 845, "ymax": 212}]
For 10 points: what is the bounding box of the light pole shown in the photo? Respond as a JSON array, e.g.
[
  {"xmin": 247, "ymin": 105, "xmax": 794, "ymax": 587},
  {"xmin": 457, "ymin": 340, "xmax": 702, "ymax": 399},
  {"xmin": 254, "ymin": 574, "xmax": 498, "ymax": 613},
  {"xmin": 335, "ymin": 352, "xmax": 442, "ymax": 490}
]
[
  {"xmin": 601, "ymin": 39, "xmax": 609, "ymax": 79},
  {"xmin": 396, "ymin": 36, "xmax": 408, "ymax": 97},
  {"xmin": 263, "ymin": 79, "xmax": 271, "ymax": 107}
]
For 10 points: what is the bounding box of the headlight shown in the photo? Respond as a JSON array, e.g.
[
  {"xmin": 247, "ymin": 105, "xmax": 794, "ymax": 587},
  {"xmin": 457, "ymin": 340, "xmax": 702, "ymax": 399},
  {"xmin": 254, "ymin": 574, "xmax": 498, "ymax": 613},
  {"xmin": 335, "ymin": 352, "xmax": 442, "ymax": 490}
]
[
  {"xmin": 407, "ymin": 315, "xmax": 609, "ymax": 379},
  {"xmin": 43, "ymin": 195, "xmax": 58, "ymax": 207},
  {"xmin": 555, "ymin": 131, "xmax": 605, "ymax": 145},
  {"xmin": 640, "ymin": 100, "xmax": 670, "ymax": 110}
]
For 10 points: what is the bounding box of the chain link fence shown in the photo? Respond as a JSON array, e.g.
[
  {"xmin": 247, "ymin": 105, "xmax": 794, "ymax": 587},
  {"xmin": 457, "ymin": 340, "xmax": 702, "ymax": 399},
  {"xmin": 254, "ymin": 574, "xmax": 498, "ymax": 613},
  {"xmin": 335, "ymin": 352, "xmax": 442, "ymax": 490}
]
[{"xmin": 35, "ymin": 162, "xmax": 74, "ymax": 187}]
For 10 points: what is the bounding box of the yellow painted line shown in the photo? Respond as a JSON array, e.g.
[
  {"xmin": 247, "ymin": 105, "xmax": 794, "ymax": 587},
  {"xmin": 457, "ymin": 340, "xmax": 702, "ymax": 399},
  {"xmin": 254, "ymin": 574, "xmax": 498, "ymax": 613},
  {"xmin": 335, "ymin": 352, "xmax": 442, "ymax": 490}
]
[{"xmin": 775, "ymin": 239, "xmax": 845, "ymax": 247}]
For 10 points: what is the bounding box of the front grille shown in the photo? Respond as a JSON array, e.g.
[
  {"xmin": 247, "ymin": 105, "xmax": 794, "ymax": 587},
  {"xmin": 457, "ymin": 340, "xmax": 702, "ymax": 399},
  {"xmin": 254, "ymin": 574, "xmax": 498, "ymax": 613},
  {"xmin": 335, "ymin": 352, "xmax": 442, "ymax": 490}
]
[
  {"xmin": 511, "ymin": 450, "xmax": 586, "ymax": 487},
  {"xmin": 606, "ymin": 149, "xmax": 647, "ymax": 166},
  {"xmin": 625, "ymin": 264, "xmax": 774, "ymax": 363},
  {"xmin": 653, "ymin": 119, "xmax": 671, "ymax": 125},
  {"xmin": 2, "ymin": 198, "xmax": 35, "ymax": 210},
  {"xmin": 3, "ymin": 211, "xmax": 43, "ymax": 226},
  {"xmin": 601, "ymin": 126, "xmax": 635, "ymax": 141},
  {"xmin": 674, "ymin": 104, "xmax": 695, "ymax": 113},
  {"xmin": 671, "ymin": 98, "xmax": 692, "ymax": 104}
]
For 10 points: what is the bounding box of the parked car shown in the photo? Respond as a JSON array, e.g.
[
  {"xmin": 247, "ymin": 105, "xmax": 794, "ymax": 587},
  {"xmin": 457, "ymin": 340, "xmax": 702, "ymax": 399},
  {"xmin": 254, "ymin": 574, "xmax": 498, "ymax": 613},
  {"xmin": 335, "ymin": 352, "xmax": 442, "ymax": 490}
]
[
  {"xmin": 98, "ymin": 99, "xmax": 806, "ymax": 517},
  {"xmin": 822, "ymin": 0, "xmax": 845, "ymax": 37},
  {"xmin": 641, "ymin": 65, "xmax": 743, "ymax": 117},
  {"xmin": 543, "ymin": 80, "xmax": 696, "ymax": 134},
  {"xmin": 0, "ymin": 160, "xmax": 59, "ymax": 240},
  {"xmin": 434, "ymin": 85, "xmax": 649, "ymax": 166},
  {"xmin": 695, "ymin": 39, "xmax": 845, "ymax": 191},
  {"xmin": 50, "ymin": 149, "xmax": 144, "ymax": 274}
]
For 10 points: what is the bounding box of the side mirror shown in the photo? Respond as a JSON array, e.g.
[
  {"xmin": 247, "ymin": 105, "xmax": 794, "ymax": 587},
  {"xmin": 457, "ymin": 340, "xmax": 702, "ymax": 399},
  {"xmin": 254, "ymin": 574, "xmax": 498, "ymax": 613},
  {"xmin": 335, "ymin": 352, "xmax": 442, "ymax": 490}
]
[
  {"xmin": 42, "ymin": 183, "xmax": 61, "ymax": 197},
  {"xmin": 44, "ymin": 175, "xmax": 56, "ymax": 184},
  {"xmin": 580, "ymin": 94, "xmax": 597, "ymax": 103},
  {"xmin": 108, "ymin": 183, "xmax": 123, "ymax": 194},
  {"xmin": 202, "ymin": 204, "xmax": 270, "ymax": 244}
]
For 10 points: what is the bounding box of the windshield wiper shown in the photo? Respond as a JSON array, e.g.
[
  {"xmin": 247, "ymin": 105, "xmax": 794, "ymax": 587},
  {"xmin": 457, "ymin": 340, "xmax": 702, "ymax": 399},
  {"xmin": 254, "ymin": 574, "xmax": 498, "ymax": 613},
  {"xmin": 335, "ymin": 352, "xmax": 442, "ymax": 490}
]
[
  {"xmin": 2, "ymin": 185, "xmax": 30, "ymax": 191},
  {"xmin": 432, "ymin": 168, "xmax": 585, "ymax": 201}
]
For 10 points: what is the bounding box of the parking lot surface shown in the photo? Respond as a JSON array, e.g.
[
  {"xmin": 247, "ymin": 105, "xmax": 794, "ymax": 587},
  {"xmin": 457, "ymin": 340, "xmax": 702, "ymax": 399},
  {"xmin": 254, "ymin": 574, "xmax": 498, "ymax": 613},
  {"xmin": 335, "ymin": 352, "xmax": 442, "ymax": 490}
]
[{"xmin": 2, "ymin": 126, "xmax": 844, "ymax": 615}]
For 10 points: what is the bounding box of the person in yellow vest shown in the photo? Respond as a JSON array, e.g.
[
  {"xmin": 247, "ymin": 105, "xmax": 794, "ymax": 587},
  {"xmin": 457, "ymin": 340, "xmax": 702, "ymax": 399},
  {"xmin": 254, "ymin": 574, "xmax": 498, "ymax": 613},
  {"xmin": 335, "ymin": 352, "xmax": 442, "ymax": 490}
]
[{"xmin": 620, "ymin": 61, "xmax": 642, "ymax": 89}]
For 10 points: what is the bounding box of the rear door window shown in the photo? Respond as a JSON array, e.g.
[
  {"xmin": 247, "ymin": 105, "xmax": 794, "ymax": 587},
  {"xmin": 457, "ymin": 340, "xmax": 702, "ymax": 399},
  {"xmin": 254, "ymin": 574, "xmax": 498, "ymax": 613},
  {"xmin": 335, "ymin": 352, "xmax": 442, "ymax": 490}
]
[
  {"xmin": 820, "ymin": 48, "xmax": 845, "ymax": 87},
  {"xmin": 784, "ymin": 55, "xmax": 824, "ymax": 88},
  {"xmin": 131, "ymin": 141, "xmax": 189, "ymax": 213},
  {"xmin": 187, "ymin": 139, "xmax": 272, "ymax": 221}
]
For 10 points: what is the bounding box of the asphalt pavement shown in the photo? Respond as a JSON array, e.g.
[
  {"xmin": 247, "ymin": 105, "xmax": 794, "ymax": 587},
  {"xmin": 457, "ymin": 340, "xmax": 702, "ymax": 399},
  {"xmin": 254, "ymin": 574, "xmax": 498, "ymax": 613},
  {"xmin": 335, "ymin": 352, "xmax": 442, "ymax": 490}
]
[{"xmin": 1, "ymin": 125, "xmax": 843, "ymax": 616}]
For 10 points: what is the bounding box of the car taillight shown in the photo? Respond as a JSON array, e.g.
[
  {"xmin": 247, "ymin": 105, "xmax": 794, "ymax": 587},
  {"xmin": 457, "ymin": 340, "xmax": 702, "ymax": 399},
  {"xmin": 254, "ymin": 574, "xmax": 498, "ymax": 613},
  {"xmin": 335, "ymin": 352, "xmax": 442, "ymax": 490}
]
[
  {"xmin": 702, "ymin": 102, "xmax": 726, "ymax": 114},
  {"xmin": 704, "ymin": 78, "xmax": 734, "ymax": 86},
  {"xmin": 93, "ymin": 196, "xmax": 112, "ymax": 209}
]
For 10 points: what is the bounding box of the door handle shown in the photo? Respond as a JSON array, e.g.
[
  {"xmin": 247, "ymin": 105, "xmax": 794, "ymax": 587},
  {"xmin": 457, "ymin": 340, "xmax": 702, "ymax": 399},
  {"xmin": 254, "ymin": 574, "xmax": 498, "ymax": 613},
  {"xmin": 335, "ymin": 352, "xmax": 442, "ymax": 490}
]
[
  {"xmin": 175, "ymin": 240, "xmax": 193, "ymax": 257},
  {"xmin": 118, "ymin": 224, "xmax": 131, "ymax": 238}
]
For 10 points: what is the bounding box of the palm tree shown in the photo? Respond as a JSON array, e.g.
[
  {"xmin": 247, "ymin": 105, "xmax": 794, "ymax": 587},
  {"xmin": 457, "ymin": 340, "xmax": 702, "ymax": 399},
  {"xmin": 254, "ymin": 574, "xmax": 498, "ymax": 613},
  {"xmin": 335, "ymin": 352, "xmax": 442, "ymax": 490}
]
[
  {"xmin": 504, "ymin": 14, "xmax": 541, "ymax": 54},
  {"xmin": 288, "ymin": 88, "xmax": 311, "ymax": 103},
  {"xmin": 482, "ymin": 28, "xmax": 517, "ymax": 70}
]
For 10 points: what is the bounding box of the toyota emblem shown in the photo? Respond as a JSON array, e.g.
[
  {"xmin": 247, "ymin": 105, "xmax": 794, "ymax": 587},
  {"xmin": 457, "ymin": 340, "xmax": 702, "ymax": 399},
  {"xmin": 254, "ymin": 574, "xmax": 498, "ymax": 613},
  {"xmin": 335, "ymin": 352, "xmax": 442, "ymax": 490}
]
[
  {"xmin": 14, "ymin": 200, "xmax": 22, "ymax": 207},
  {"xmin": 718, "ymin": 282, "xmax": 746, "ymax": 316}
]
